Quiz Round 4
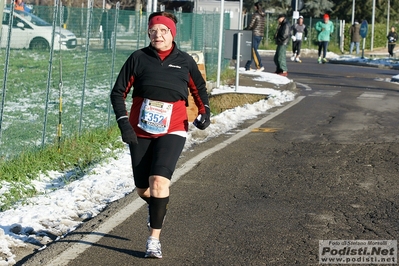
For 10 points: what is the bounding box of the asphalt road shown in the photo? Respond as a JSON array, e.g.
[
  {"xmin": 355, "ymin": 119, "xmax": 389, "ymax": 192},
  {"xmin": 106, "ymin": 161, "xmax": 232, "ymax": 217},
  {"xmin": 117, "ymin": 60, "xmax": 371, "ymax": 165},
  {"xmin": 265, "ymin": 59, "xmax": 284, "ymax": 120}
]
[{"xmin": 19, "ymin": 57, "xmax": 399, "ymax": 266}]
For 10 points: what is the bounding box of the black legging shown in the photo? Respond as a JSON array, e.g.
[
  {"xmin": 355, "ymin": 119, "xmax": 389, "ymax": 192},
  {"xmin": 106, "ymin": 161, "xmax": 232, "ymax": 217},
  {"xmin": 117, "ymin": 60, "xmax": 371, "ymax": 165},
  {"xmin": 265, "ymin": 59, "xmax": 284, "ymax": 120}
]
[
  {"xmin": 318, "ymin": 41, "xmax": 329, "ymax": 58},
  {"xmin": 129, "ymin": 134, "xmax": 186, "ymax": 189},
  {"xmin": 292, "ymin": 40, "xmax": 303, "ymax": 56},
  {"xmin": 388, "ymin": 44, "xmax": 396, "ymax": 57}
]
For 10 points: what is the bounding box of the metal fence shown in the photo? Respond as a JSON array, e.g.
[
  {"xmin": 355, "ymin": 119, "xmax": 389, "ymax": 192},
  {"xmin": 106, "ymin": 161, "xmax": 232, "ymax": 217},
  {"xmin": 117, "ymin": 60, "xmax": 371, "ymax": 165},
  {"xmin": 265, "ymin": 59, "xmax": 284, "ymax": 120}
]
[
  {"xmin": 0, "ymin": 2, "xmax": 232, "ymax": 159},
  {"xmin": 0, "ymin": 1, "xmax": 343, "ymax": 159}
]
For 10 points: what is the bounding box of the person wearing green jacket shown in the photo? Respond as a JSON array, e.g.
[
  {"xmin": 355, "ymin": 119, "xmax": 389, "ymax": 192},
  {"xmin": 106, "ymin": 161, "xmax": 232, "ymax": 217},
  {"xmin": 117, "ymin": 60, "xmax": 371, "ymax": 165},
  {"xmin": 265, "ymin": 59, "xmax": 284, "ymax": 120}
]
[{"xmin": 315, "ymin": 14, "xmax": 334, "ymax": 63}]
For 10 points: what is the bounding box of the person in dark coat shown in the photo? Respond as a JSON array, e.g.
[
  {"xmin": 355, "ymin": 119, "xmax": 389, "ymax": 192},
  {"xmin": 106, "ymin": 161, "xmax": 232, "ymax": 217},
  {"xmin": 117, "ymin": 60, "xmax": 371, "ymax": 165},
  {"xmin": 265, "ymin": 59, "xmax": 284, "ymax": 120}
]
[
  {"xmin": 274, "ymin": 14, "xmax": 290, "ymax": 76},
  {"xmin": 244, "ymin": 2, "xmax": 266, "ymax": 71},
  {"xmin": 349, "ymin": 20, "xmax": 361, "ymax": 55},
  {"xmin": 100, "ymin": 2, "xmax": 114, "ymax": 50},
  {"xmin": 387, "ymin": 26, "xmax": 398, "ymax": 57}
]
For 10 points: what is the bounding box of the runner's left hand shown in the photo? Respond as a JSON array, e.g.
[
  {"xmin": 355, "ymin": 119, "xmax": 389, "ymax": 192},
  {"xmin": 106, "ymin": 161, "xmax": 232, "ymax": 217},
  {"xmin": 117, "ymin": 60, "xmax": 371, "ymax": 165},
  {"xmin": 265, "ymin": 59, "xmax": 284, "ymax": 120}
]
[{"xmin": 193, "ymin": 105, "xmax": 211, "ymax": 130}]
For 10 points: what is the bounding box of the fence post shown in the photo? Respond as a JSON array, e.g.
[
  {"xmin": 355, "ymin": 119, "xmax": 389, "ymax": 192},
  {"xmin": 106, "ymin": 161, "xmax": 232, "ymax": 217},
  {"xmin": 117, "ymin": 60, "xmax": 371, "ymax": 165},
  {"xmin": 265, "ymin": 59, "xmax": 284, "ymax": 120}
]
[
  {"xmin": 79, "ymin": 0, "xmax": 93, "ymax": 134},
  {"xmin": 265, "ymin": 12, "xmax": 269, "ymax": 46},
  {"xmin": 57, "ymin": 2, "xmax": 64, "ymax": 151},
  {"xmin": 41, "ymin": 0, "xmax": 59, "ymax": 147},
  {"xmin": 107, "ymin": 1, "xmax": 120, "ymax": 127},
  {"xmin": 0, "ymin": 0, "xmax": 16, "ymax": 144},
  {"xmin": 339, "ymin": 19, "xmax": 345, "ymax": 53},
  {"xmin": 308, "ymin": 17, "xmax": 312, "ymax": 49}
]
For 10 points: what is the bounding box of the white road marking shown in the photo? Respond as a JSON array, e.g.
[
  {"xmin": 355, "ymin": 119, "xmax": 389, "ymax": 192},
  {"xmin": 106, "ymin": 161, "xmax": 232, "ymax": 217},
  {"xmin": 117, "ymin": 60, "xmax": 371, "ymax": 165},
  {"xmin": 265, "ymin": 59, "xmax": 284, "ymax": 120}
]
[
  {"xmin": 296, "ymin": 82, "xmax": 312, "ymax": 91},
  {"xmin": 357, "ymin": 92, "xmax": 386, "ymax": 99},
  {"xmin": 309, "ymin": 90, "xmax": 341, "ymax": 97},
  {"xmin": 44, "ymin": 96, "xmax": 306, "ymax": 266}
]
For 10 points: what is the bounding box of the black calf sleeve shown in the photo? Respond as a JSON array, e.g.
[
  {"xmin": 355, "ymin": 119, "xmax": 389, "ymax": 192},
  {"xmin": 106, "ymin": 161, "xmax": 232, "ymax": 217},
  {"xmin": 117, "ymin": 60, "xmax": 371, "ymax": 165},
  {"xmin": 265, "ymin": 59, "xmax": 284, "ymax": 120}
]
[
  {"xmin": 149, "ymin": 196, "xmax": 169, "ymax": 229},
  {"xmin": 140, "ymin": 196, "xmax": 150, "ymax": 204}
]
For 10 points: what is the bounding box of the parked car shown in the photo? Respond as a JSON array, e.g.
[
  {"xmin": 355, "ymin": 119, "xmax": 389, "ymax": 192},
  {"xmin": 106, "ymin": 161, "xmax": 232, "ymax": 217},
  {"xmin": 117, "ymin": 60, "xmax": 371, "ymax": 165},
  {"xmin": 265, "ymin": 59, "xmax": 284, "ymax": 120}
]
[{"xmin": 1, "ymin": 9, "xmax": 77, "ymax": 50}]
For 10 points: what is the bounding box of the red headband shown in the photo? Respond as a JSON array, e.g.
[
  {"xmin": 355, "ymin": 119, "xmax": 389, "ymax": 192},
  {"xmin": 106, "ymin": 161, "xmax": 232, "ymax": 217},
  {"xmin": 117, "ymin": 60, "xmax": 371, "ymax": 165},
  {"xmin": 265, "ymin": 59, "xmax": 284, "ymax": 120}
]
[{"xmin": 148, "ymin": 16, "xmax": 176, "ymax": 37}]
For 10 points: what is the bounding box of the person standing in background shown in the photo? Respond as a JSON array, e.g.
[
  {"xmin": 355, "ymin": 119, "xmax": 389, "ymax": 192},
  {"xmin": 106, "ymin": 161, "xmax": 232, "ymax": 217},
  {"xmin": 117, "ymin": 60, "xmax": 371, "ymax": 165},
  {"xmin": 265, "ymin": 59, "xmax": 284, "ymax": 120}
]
[
  {"xmin": 14, "ymin": 0, "xmax": 31, "ymax": 12},
  {"xmin": 244, "ymin": 2, "xmax": 265, "ymax": 72},
  {"xmin": 100, "ymin": 1, "xmax": 114, "ymax": 51},
  {"xmin": 349, "ymin": 19, "xmax": 361, "ymax": 55},
  {"xmin": 110, "ymin": 11, "xmax": 210, "ymax": 259},
  {"xmin": 290, "ymin": 15, "xmax": 308, "ymax": 63},
  {"xmin": 315, "ymin": 13, "xmax": 334, "ymax": 64},
  {"xmin": 274, "ymin": 14, "xmax": 290, "ymax": 76},
  {"xmin": 387, "ymin": 26, "xmax": 398, "ymax": 57}
]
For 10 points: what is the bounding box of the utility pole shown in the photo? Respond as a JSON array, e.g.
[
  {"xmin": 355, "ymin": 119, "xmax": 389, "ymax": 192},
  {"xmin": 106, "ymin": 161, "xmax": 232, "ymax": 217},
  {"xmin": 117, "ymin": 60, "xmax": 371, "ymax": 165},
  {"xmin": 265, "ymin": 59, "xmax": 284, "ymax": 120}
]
[
  {"xmin": 135, "ymin": 0, "xmax": 140, "ymax": 11},
  {"xmin": 152, "ymin": 0, "xmax": 157, "ymax": 12},
  {"xmin": 386, "ymin": 0, "xmax": 390, "ymax": 48},
  {"xmin": 371, "ymin": 0, "xmax": 375, "ymax": 51},
  {"xmin": 234, "ymin": 0, "xmax": 243, "ymax": 92},
  {"xmin": 216, "ymin": 0, "xmax": 225, "ymax": 88},
  {"xmin": 351, "ymin": 0, "xmax": 355, "ymax": 25},
  {"xmin": 291, "ymin": 0, "xmax": 299, "ymax": 24},
  {"xmin": 0, "ymin": 0, "xmax": 4, "ymax": 39}
]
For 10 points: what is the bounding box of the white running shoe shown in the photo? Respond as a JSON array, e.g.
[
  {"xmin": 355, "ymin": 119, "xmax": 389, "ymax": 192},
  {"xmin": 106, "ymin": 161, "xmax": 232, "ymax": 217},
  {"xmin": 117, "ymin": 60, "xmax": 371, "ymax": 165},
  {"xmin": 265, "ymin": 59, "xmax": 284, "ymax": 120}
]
[
  {"xmin": 290, "ymin": 54, "xmax": 296, "ymax": 61},
  {"xmin": 145, "ymin": 236, "xmax": 162, "ymax": 258},
  {"xmin": 295, "ymin": 57, "xmax": 302, "ymax": 63},
  {"xmin": 256, "ymin": 66, "xmax": 265, "ymax": 72}
]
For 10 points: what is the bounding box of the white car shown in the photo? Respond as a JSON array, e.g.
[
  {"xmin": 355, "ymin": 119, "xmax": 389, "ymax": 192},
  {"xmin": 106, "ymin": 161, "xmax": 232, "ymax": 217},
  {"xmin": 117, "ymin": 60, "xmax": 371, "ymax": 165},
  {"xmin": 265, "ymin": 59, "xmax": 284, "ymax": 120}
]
[{"xmin": 1, "ymin": 9, "xmax": 77, "ymax": 50}]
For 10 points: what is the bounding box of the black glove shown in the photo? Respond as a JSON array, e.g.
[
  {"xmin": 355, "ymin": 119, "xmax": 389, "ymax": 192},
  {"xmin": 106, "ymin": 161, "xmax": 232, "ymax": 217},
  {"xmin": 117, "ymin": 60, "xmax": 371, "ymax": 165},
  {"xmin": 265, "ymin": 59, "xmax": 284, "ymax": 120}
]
[
  {"xmin": 193, "ymin": 105, "xmax": 211, "ymax": 130},
  {"xmin": 117, "ymin": 117, "xmax": 138, "ymax": 145}
]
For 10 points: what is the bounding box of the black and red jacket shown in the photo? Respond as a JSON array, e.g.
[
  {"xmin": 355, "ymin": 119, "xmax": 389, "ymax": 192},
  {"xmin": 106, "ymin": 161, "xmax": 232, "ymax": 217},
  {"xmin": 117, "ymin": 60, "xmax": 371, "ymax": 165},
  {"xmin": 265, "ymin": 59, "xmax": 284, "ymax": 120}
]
[{"xmin": 110, "ymin": 43, "xmax": 209, "ymax": 138}]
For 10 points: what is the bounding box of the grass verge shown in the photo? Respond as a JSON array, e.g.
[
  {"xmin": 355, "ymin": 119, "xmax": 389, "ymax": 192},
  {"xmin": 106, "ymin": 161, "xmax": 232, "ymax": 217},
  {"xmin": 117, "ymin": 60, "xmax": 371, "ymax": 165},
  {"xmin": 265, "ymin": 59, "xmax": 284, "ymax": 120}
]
[{"xmin": 0, "ymin": 126, "xmax": 124, "ymax": 211}]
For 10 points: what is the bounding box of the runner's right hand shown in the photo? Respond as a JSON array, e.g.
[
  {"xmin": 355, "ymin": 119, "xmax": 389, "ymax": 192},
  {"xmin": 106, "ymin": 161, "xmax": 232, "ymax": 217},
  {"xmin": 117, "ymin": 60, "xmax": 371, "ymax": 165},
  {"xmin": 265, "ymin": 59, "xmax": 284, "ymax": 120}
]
[{"xmin": 117, "ymin": 117, "xmax": 138, "ymax": 145}]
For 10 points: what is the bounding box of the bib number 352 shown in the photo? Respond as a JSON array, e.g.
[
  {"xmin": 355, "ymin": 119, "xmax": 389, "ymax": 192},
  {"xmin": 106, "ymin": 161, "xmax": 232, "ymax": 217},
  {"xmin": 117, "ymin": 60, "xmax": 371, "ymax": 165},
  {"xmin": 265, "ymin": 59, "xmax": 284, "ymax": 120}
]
[{"xmin": 138, "ymin": 99, "xmax": 173, "ymax": 134}]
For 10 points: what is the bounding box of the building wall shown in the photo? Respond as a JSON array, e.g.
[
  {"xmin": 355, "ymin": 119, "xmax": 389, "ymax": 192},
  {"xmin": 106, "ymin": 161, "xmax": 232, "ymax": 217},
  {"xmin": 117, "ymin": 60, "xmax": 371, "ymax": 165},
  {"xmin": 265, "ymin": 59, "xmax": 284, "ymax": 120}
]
[{"xmin": 194, "ymin": 0, "xmax": 240, "ymax": 29}]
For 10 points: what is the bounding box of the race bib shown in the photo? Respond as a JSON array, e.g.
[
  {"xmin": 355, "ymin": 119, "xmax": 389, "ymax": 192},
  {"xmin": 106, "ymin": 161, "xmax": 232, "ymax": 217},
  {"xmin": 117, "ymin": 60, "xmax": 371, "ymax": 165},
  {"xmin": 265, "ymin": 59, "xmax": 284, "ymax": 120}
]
[
  {"xmin": 138, "ymin": 99, "xmax": 173, "ymax": 134},
  {"xmin": 295, "ymin": 32, "xmax": 303, "ymax": 40}
]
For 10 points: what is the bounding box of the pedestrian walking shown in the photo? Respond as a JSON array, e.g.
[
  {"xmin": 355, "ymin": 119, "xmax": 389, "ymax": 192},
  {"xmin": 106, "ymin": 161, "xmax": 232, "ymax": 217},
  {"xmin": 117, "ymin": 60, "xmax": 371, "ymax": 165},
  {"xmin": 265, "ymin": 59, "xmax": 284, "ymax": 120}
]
[
  {"xmin": 100, "ymin": 1, "xmax": 114, "ymax": 51},
  {"xmin": 349, "ymin": 19, "xmax": 361, "ymax": 55},
  {"xmin": 14, "ymin": 0, "xmax": 31, "ymax": 12},
  {"xmin": 110, "ymin": 11, "xmax": 211, "ymax": 259},
  {"xmin": 315, "ymin": 14, "xmax": 334, "ymax": 64},
  {"xmin": 274, "ymin": 14, "xmax": 290, "ymax": 76},
  {"xmin": 244, "ymin": 2, "xmax": 265, "ymax": 72},
  {"xmin": 290, "ymin": 15, "xmax": 308, "ymax": 63},
  {"xmin": 387, "ymin": 26, "xmax": 398, "ymax": 57}
]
